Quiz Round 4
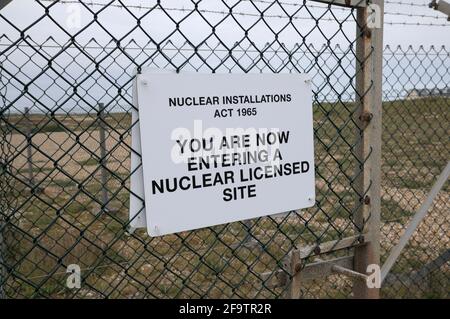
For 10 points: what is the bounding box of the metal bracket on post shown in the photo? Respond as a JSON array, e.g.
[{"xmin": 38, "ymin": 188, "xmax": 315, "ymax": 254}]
[
  {"xmin": 311, "ymin": 257, "xmax": 370, "ymax": 282},
  {"xmin": 262, "ymin": 254, "xmax": 371, "ymax": 291},
  {"xmin": 331, "ymin": 263, "xmax": 368, "ymax": 281},
  {"xmin": 260, "ymin": 235, "xmax": 368, "ymax": 292}
]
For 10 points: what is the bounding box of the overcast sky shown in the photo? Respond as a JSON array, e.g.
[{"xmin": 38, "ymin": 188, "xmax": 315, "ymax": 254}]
[
  {"xmin": 1, "ymin": 0, "xmax": 449, "ymax": 113},
  {"xmin": 1, "ymin": 0, "xmax": 449, "ymax": 48}
]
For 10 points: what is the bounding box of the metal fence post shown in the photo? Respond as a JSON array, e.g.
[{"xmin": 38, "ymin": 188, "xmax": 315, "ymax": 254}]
[
  {"xmin": 98, "ymin": 103, "xmax": 109, "ymax": 212},
  {"xmin": 369, "ymin": 0, "xmax": 384, "ymax": 297},
  {"xmin": 0, "ymin": 134, "xmax": 6, "ymax": 299},
  {"xmin": 289, "ymin": 250, "xmax": 302, "ymax": 299},
  {"xmin": 0, "ymin": 217, "xmax": 5, "ymax": 299},
  {"xmin": 24, "ymin": 107, "xmax": 35, "ymax": 188},
  {"xmin": 352, "ymin": 0, "xmax": 383, "ymax": 299}
]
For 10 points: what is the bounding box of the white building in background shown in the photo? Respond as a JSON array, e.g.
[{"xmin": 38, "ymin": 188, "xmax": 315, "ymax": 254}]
[{"xmin": 406, "ymin": 87, "xmax": 450, "ymax": 100}]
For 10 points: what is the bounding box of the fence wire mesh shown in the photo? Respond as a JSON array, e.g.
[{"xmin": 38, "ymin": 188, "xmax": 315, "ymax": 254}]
[
  {"xmin": 380, "ymin": 45, "xmax": 449, "ymax": 298},
  {"xmin": 0, "ymin": 0, "xmax": 448, "ymax": 299}
]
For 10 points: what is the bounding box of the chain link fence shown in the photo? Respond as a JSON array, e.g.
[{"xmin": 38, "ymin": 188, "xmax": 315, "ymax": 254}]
[
  {"xmin": 0, "ymin": 0, "xmax": 448, "ymax": 299},
  {"xmin": 380, "ymin": 45, "xmax": 449, "ymax": 298}
]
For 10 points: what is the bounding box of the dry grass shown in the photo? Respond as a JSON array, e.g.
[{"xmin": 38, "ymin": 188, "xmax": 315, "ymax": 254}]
[{"xmin": 2, "ymin": 97, "xmax": 449, "ymax": 298}]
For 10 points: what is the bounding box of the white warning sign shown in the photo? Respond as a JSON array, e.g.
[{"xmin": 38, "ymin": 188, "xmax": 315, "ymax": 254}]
[{"xmin": 130, "ymin": 71, "xmax": 316, "ymax": 237}]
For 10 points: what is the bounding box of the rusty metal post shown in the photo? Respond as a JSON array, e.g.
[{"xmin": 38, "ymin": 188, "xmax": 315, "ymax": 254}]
[
  {"xmin": 289, "ymin": 251, "xmax": 302, "ymax": 299},
  {"xmin": 352, "ymin": 0, "xmax": 383, "ymax": 299}
]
